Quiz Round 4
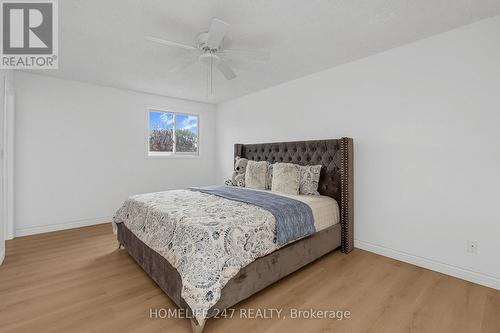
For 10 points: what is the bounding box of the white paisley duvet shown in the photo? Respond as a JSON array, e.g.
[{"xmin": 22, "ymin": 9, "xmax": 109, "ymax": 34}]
[{"xmin": 113, "ymin": 189, "xmax": 279, "ymax": 324}]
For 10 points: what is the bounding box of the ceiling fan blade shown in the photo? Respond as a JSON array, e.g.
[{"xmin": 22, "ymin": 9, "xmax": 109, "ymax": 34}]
[
  {"xmin": 217, "ymin": 59, "xmax": 236, "ymax": 80},
  {"xmin": 207, "ymin": 19, "xmax": 229, "ymax": 48},
  {"xmin": 223, "ymin": 48, "xmax": 270, "ymax": 62},
  {"xmin": 145, "ymin": 36, "xmax": 197, "ymax": 51},
  {"xmin": 168, "ymin": 56, "xmax": 199, "ymax": 73}
]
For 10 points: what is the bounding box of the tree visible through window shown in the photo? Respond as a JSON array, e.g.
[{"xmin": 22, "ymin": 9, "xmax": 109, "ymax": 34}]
[{"xmin": 148, "ymin": 110, "xmax": 198, "ymax": 155}]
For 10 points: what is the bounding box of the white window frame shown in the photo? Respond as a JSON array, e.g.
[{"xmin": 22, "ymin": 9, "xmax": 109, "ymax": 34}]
[{"xmin": 146, "ymin": 107, "xmax": 200, "ymax": 158}]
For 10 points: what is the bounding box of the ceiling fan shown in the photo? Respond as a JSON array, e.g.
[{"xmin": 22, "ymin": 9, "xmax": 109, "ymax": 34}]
[{"xmin": 146, "ymin": 18, "xmax": 270, "ymax": 95}]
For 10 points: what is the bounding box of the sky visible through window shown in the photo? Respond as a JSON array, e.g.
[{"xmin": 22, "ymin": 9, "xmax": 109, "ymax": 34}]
[
  {"xmin": 149, "ymin": 111, "xmax": 198, "ymax": 134},
  {"xmin": 175, "ymin": 114, "xmax": 198, "ymax": 134},
  {"xmin": 149, "ymin": 111, "xmax": 173, "ymax": 131}
]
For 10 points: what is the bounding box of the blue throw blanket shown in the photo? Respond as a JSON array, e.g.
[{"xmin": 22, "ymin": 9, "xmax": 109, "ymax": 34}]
[{"xmin": 189, "ymin": 185, "xmax": 315, "ymax": 246}]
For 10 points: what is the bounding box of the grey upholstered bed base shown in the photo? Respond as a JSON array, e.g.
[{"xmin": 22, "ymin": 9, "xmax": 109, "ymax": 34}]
[{"xmin": 117, "ymin": 222, "xmax": 341, "ymax": 322}]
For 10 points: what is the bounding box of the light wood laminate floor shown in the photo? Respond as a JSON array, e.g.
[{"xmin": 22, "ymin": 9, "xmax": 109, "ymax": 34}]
[{"xmin": 0, "ymin": 224, "xmax": 499, "ymax": 333}]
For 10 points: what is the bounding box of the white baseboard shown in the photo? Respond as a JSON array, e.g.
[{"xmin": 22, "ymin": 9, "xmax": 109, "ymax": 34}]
[
  {"xmin": 0, "ymin": 247, "xmax": 4, "ymax": 265},
  {"xmin": 355, "ymin": 239, "xmax": 500, "ymax": 291},
  {"xmin": 15, "ymin": 216, "xmax": 112, "ymax": 237}
]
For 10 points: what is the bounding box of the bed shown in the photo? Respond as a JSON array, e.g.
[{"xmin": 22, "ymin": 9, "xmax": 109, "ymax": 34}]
[{"xmin": 114, "ymin": 138, "xmax": 353, "ymax": 333}]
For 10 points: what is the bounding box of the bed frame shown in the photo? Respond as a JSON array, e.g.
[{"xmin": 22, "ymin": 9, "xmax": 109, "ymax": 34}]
[{"xmin": 116, "ymin": 138, "xmax": 354, "ymax": 333}]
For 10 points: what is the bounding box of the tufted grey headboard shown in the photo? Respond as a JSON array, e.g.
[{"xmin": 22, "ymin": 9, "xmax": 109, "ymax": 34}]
[{"xmin": 234, "ymin": 138, "xmax": 354, "ymax": 253}]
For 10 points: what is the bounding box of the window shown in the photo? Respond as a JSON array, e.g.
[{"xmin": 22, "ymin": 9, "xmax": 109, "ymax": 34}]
[{"xmin": 147, "ymin": 109, "xmax": 199, "ymax": 156}]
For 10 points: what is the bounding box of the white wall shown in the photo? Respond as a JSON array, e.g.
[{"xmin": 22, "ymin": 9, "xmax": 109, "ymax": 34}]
[
  {"xmin": 216, "ymin": 16, "xmax": 500, "ymax": 289},
  {"xmin": 0, "ymin": 70, "xmax": 6, "ymax": 263},
  {"xmin": 14, "ymin": 72, "xmax": 216, "ymax": 236},
  {"xmin": 0, "ymin": 69, "xmax": 14, "ymax": 264},
  {"xmin": 1, "ymin": 69, "xmax": 14, "ymax": 264}
]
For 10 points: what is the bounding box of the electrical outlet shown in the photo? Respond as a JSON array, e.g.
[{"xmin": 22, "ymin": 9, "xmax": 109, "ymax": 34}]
[{"xmin": 467, "ymin": 240, "xmax": 478, "ymax": 254}]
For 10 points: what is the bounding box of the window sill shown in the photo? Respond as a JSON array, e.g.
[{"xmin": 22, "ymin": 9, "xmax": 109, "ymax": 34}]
[{"xmin": 146, "ymin": 152, "xmax": 200, "ymax": 159}]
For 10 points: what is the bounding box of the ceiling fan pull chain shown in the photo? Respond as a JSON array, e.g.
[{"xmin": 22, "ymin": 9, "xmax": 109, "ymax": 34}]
[
  {"xmin": 206, "ymin": 60, "xmax": 209, "ymax": 97},
  {"xmin": 210, "ymin": 52, "xmax": 214, "ymax": 96}
]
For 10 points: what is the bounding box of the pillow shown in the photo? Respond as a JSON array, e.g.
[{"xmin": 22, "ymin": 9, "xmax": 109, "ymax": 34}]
[
  {"xmin": 298, "ymin": 165, "xmax": 322, "ymax": 195},
  {"xmin": 245, "ymin": 160, "xmax": 269, "ymax": 190},
  {"xmin": 266, "ymin": 163, "xmax": 273, "ymax": 189},
  {"xmin": 271, "ymin": 163, "xmax": 300, "ymax": 195}
]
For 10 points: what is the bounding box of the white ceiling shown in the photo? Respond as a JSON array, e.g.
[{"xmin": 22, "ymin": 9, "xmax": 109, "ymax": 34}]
[{"xmin": 30, "ymin": 0, "xmax": 500, "ymax": 104}]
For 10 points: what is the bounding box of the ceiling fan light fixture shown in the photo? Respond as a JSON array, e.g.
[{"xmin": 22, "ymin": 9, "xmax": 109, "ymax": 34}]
[{"xmin": 199, "ymin": 52, "xmax": 220, "ymax": 67}]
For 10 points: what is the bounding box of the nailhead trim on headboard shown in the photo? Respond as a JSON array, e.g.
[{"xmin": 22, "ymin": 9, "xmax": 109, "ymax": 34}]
[
  {"xmin": 340, "ymin": 138, "xmax": 354, "ymax": 253},
  {"xmin": 234, "ymin": 138, "xmax": 354, "ymax": 254}
]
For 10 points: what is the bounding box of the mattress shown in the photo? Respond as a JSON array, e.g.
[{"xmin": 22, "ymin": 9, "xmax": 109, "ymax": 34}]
[{"xmin": 246, "ymin": 188, "xmax": 340, "ymax": 232}]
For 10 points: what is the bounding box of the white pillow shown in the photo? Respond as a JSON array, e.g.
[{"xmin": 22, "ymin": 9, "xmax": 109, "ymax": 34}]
[
  {"xmin": 245, "ymin": 160, "xmax": 269, "ymax": 190},
  {"xmin": 271, "ymin": 163, "xmax": 300, "ymax": 195}
]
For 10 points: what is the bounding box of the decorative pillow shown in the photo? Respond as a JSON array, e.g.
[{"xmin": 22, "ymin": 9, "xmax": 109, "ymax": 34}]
[
  {"xmin": 266, "ymin": 163, "xmax": 274, "ymax": 190},
  {"xmin": 298, "ymin": 165, "xmax": 322, "ymax": 195},
  {"xmin": 245, "ymin": 160, "xmax": 269, "ymax": 190},
  {"xmin": 271, "ymin": 163, "xmax": 300, "ymax": 195}
]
